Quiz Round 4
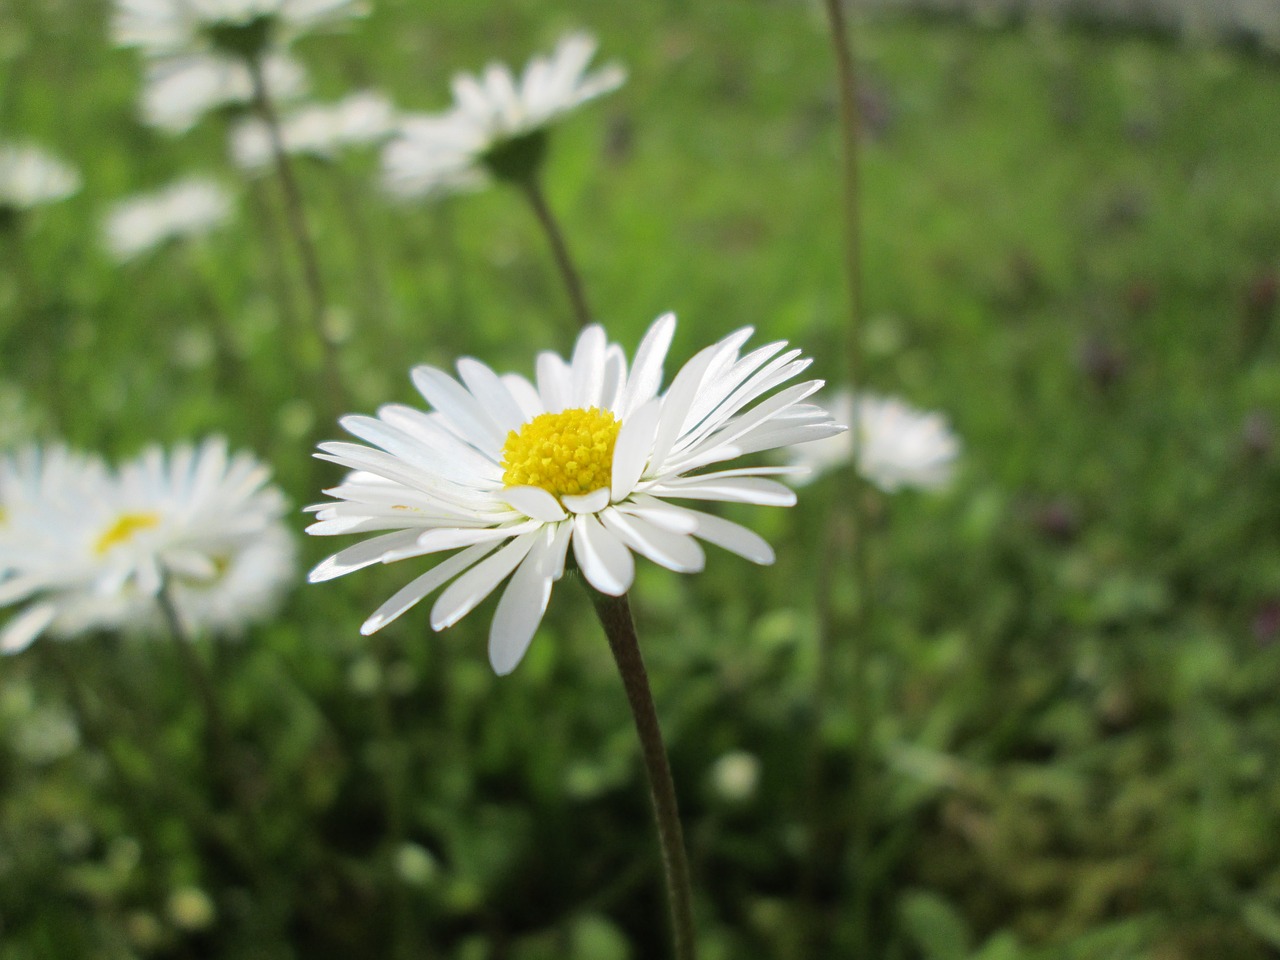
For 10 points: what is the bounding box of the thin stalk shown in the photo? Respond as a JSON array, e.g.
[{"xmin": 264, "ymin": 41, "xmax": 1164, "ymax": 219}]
[
  {"xmin": 245, "ymin": 55, "xmax": 348, "ymax": 417},
  {"xmin": 246, "ymin": 175, "xmax": 303, "ymax": 338},
  {"xmin": 822, "ymin": 0, "xmax": 876, "ymax": 955},
  {"xmin": 587, "ymin": 589, "xmax": 696, "ymax": 960},
  {"xmin": 157, "ymin": 582, "xmax": 234, "ymax": 782},
  {"xmin": 183, "ymin": 243, "xmax": 251, "ymax": 396},
  {"xmin": 517, "ymin": 176, "xmax": 593, "ymax": 333}
]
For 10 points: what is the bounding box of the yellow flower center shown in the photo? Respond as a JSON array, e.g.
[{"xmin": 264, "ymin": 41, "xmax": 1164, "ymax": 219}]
[
  {"xmin": 0, "ymin": 506, "xmax": 7, "ymax": 527},
  {"xmin": 501, "ymin": 407, "xmax": 620, "ymax": 500},
  {"xmin": 94, "ymin": 511, "xmax": 160, "ymax": 556}
]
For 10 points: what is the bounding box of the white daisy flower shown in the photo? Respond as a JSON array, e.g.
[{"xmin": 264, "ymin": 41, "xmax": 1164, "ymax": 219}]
[
  {"xmin": 0, "ymin": 143, "xmax": 81, "ymax": 212},
  {"xmin": 230, "ymin": 89, "xmax": 397, "ymax": 171},
  {"xmin": 382, "ymin": 31, "xmax": 626, "ymax": 198},
  {"xmin": 112, "ymin": 0, "xmax": 367, "ymax": 60},
  {"xmin": 0, "ymin": 438, "xmax": 295, "ymax": 653},
  {"xmin": 103, "ymin": 177, "xmax": 235, "ymax": 262},
  {"xmin": 788, "ymin": 390, "xmax": 959, "ymax": 493},
  {"xmin": 307, "ymin": 313, "xmax": 843, "ymax": 675},
  {"xmin": 141, "ymin": 51, "xmax": 308, "ymax": 133}
]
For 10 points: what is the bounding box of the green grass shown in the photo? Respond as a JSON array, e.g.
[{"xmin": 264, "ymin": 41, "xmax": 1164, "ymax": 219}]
[{"xmin": 2, "ymin": 1, "xmax": 1280, "ymax": 957}]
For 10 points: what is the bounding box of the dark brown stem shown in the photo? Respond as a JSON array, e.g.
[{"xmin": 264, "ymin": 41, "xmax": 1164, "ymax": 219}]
[
  {"xmin": 587, "ymin": 589, "xmax": 697, "ymax": 960},
  {"xmin": 518, "ymin": 176, "xmax": 593, "ymax": 333},
  {"xmin": 246, "ymin": 55, "xmax": 348, "ymax": 417},
  {"xmin": 822, "ymin": 0, "xmax": 876, "ymax": 955}
]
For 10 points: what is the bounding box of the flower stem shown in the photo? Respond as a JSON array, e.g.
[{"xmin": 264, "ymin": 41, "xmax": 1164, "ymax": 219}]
[
  {"xmin": 245, "ymin": 54, "xmax": 348, "ymax": 417},
  {"xmin": 822, "ymin": 0, "xmax": 876, "ymax": 954},
  {"xmin": 587, "ymin": 589, "xmax": 697, "ymax": 960},
  {"xmin": 518, "ymin": 175, "xmax": 593, "ymax": 333}
]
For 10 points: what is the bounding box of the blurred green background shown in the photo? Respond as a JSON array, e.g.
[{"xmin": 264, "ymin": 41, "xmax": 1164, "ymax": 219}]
[{"xmin": 2, "ymin": 0, "xmax": 1280, "ymax": 957}]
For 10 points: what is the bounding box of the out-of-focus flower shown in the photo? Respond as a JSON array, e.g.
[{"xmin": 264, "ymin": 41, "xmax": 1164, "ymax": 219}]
[
  {"xmin": 114, "ymin": 0, "xmax": 363, "ymax": 133},
  {"xmin": 140, "ymin": 52, "xmax": 307, "ymax": 133},
  {"xmin": 103, "ymin": 178, "xmax": 234, "ymax": 262},
  {"xmin": 112, "ymin": 0, "xmax": 367, "ymax": 61},
  {"xmin": 787, "ymin": 390, "xmax": 959, "ymax": 493},
  {"xmin": 708, "ymin": 750, "xmax": 761, "ymax": 803},
  {"xmin": 308, "ymin": 313, "xmax": 841, "ymax": 674},
  {"xmin": 230, "ymin": 89, "xmax": 397, "ymax": 171},
  {"xmin": 382, "ymin": 31, "xmax": 625, "ymax": 198},
  {"xmin": 167, "ymin": 886, "xmax": 217, "ymax": 932},
  {"xmin": 0, "ymin": 438, "xmax": 295, "ymax": 652},
  {"xmin": 0, "ymin": 143, "xmax": 81, "ymax": 212}
]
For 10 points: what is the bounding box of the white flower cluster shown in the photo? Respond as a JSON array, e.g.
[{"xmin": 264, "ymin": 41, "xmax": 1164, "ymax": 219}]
[
  {"xmin": 0, "ymin": 143, "xmax": 81, "ymax": 212},
  {"xmin": 102, "ymin": 178, "xmax": 235, "ymax": 262},
  {"xmin": 112, "ymin": 0, "xmax": 368, "ymax": 133},
  {"xmin": 383, "ymin": 32, "xmax": 625, "ymax": 198},
  {"xmin": 0, "ymin": 438, "xmax": 296, "ymax": 653}
]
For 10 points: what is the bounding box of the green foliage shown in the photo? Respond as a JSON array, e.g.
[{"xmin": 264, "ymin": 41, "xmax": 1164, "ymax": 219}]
[{"xmin": 3, "ymin": 0, "xmax": 1280, "ymax": 957}]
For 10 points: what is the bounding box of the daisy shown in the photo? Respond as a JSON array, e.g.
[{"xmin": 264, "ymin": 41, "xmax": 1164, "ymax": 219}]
[
  {"xmin": 0, "ymin": 143, "xmax": 81, "ymax": 213},
  {"xmin": 112, "ymin": 0, "xmax": 368, "ymax": 61},
  {"xmin": 307, "ymin": 313, "xmax": 843, "ymax": 675},
  {"xmin": 788, "ymin": 390, "xmax": 959, "ymax": 492},
  {"xmin": 103, "ymin": 177, "xmax": 235, "ymax": 262},
  {"xmin": 140, "ymin": 51, "xmax": 308, "ymax": 133},
  {"xmin": 0, "ymin": 438, "xmax": 295, "ymax": 653},
  {"xmin": 382, "ymin": 31, "xmax": 625, "ymax": 198},
  {"xmin": 230, "ymin": 89, "xmax": 397, "ymax": 171}
]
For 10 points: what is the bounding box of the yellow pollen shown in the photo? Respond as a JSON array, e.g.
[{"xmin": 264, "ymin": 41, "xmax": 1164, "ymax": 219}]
[
  {"xmin": 0, "ymin": 506, "xmax": 7, "ymax": 526},
  {"xmin": 94, "ymin": 511, "xmax": 161, "ymax": 556},
  {"xmin": 501, "ymin": 407, "xmax": 621, "ymax": 500}
]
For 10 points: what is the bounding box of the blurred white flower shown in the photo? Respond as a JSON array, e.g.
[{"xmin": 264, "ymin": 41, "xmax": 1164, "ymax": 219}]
[
  {"xmin": 788, "ymin": 390, "xmax": 959, "ymax": 493},
  {"xmin": 141, "ymin": 51, "xmax": 308, "ymax": 133},
  {"xmin": 103, "ymin": 178, "xmax": 234, "ymax": 262},
  {"xmin": 112, "ymin": 0, "xmax": 367, "ymax": 59},
  {"xmin": 230, "ymin": 89, "xmax": 397, "ymax": 171},
  {"xmin": 0, "ymin": 143, "xmax": 81, "ymax": 211},
  {"xmin": 708, "ymin": 750, "xmax": 761, "ymax": 803},
  {"xmin": 0, "ymin": 438, "xmax": 295, "ymax": 653},
  {"xmin": 308, "ymin": 313, "xmax": 842, "ymax": 675},
  {"xmin": 382, "ymin": 31, "xmax": 625, "ymax": 198}
]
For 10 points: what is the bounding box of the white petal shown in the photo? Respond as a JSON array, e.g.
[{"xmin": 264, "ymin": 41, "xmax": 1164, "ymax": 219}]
[
  {"xmin": 619, "ymin": 312, "xmax": 676, "ymax": 419},
  {"xmin": 561, "ymin": 487, "xmax": 610, "ymax": 514},
  {"xmin": 536, "ymin": 351, "xmax": 573, "ymax": 412},
  {"xmin": 648, "ymin": 476, "xmax": 797, "ymax": 507},
  {"xmin": 416, "ymin": 521, "xmax": 541, "ymax": 553},
  {"xmin": 309, "ymin": 529, "xmax": 426, "ymax": 583},
  {"xmin": 571, "ymin": 324, "xmax": 607, "ymax": 407},
  {"xmin": 1, "ymin": 603, "xmax": 57, "ymax": 654},
  {"xmin": 500, "ymin": 486, "xmax": 566, "ymax": 522},
  {"xmin": 501, "ymin": 374, "xmax": 545, "ymax": 420},
  {"xmin": 610, "ymin": 398, "xmax": 661, "ymax": 502},
  {"xmin": 410, "ymin": 365, "xmax": 505, "ymax": 457},
  {"xmin": 685, "ymin": 508, "xmax": 775, "ymax": 564},
  {"xmin": 456, "ymin": 357, "xmax": 526, "ymax": 433},
  {"xmin": 616, "ymin": 495, "xmax": 700, "ymax": 534},
  {"xmin": 599, "ymin": 508, "xmax": 705, "ymax": 574},
  {"xmin": 488, "ymin": 530, "xmax": 560, "ymax": 675},
  {"xmin": 536, "ymin": 520, "xmax": 573, "ymax": 579},
  {"xmin": 571, "ymin": 513, "xmax": 634, "ymax": 596},
  {"xmin": 360, "ymin": 542, "xmax": 499, "ymax": 635},
  {"xmin": 430, "ymin": 533, "xmax": 539, "ymax": 630}
]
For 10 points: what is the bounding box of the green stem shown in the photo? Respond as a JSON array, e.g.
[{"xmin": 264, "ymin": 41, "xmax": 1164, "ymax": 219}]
[
  {"xmin": 246, "ymin": 54, "xmax": 348, "ymax": 418},
  {"xmin": 587, "ymin": 589, "xmax": 697, "ymax": 960},
  {"xmin": 822, "ymin": 0, "xmax": 876, "ymax": 955},
  {"xmin": 518, "ymin": 176, "xmax": 593, "ymax": 333}
]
